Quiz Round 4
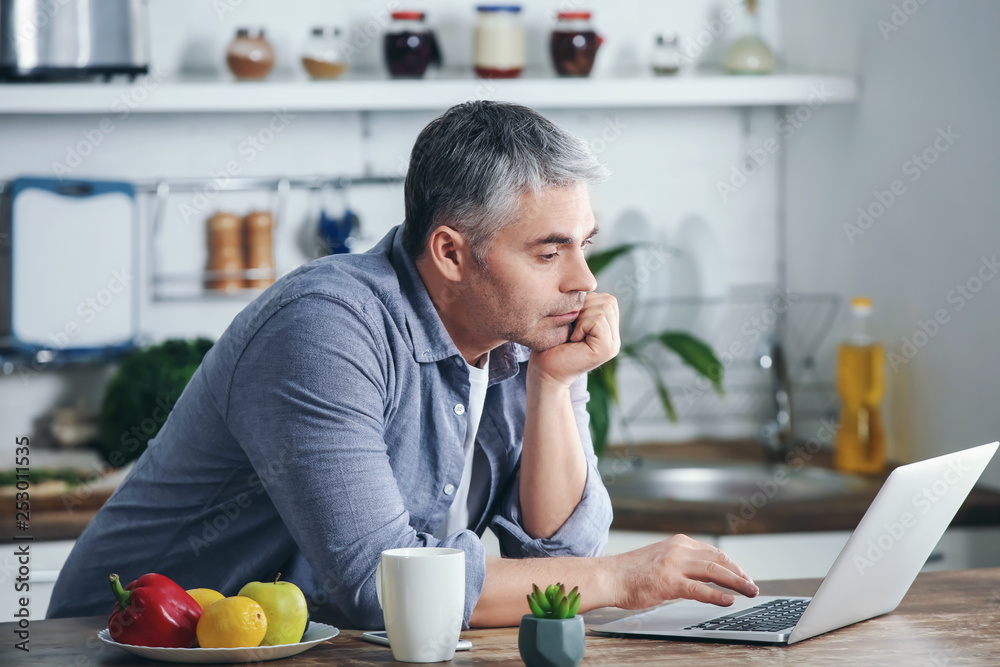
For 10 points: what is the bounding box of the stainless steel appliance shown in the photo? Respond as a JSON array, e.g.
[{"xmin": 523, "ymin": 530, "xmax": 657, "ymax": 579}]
[{"xmin": 0, "ymin": 0, "xmax": 150, "ymax": 81}]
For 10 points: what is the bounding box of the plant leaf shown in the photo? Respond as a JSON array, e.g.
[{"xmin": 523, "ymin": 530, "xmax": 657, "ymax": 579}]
[
  {"xmin": 656, "ymin": 332, "xmax": 724, "ymax": 395},
  {"xmin": 527, "ymin": 593, "xmax": 545, "ymax": 618},
  {"xmin": 586, "ymin": 363, "xmax": 617, "ymax": 459},
  {"xmin": 585, "ymin": 243, "xmax": 639, "ymax": 277}
]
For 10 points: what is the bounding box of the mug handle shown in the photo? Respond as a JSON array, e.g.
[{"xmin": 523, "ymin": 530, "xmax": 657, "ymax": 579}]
[{"xmin": 375, "ymin": 560, "xmax": 383, "ymax": 609}]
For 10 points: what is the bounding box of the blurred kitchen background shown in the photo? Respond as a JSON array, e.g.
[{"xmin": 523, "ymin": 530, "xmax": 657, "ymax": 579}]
[{"xmin": 2, "ymin": 0, "xmax": 999, "ymax": 618}]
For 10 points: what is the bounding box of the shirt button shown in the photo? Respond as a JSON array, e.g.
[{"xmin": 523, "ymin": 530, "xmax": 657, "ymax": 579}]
[
  {"xmin": 444, "ymin": 484, "xmax": 455, "ymax": 495},
  {"xmin": 454, "ymin": 404, "xmax": 466, "ymax": 416}
]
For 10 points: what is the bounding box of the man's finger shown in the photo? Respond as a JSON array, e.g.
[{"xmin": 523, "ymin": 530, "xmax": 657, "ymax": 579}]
[
  {"xmin": 688, "ymin": 558, "xmax": 759, "ymax": 598},
  {"xmin": 681, "ymin": 579, "xmax": 738, "ymax": 607}
]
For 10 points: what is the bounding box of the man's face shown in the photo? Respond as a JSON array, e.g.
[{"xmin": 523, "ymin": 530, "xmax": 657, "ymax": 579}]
[{"xmin": 464, "ymin": 185, "xmax": 599, "ymax": 352}]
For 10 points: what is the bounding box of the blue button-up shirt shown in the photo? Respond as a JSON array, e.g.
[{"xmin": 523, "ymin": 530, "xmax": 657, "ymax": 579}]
[{"xmin": 48, "ymin": 225, "xmax": 613, "ymax": 629}]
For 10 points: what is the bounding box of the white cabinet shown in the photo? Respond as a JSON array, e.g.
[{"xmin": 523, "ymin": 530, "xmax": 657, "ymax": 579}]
[{"xmin": 1, "ymin": 539, "xmax": 75, "ymax": 621}]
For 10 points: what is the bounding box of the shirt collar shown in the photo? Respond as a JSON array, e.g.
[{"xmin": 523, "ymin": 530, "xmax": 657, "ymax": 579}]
[{"xmin": 385, "ymin": 225, "xmax": 530, "ymax": 384}]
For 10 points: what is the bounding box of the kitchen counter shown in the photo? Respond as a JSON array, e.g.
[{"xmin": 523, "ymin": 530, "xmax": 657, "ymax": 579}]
[
  {"xmin": 6, "ymin": 440, "xmax": 1000, "ymax": 543},
  {"xmin": 5, "ymin": 568, "xmax": 999, "ymax": 666},
  {"xmin": 604, "ymin": 440, "xmax": 1000, "ymax": 535}
]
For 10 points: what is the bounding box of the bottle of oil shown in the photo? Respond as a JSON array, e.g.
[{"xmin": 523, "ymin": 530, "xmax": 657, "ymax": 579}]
[{"xmin": 835, "ymin": 297, "xmax": 886, "ymax": 474}]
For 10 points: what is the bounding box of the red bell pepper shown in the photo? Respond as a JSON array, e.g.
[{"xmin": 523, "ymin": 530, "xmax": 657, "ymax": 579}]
[{"xmin": 108, "ymin": 572, "xmax": 203, "ymax": 648}]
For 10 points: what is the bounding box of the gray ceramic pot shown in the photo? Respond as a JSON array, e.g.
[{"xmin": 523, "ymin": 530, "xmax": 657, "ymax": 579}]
[{"xmin": 517, "ymin": 614, "xmax": 585, "ymax": 667}]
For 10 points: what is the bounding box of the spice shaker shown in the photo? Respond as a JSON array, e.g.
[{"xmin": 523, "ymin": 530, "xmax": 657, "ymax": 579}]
[
  {"xmin": 206, "ymin": 212, "xmax": 244, "ymax": 292},
  {"xmin": 651, "ymin": 32, "xmax": 683, "ymax": 75},
  {"xmin": 244, "ymin": 211, "xmax": 275, "ymax": 289}
]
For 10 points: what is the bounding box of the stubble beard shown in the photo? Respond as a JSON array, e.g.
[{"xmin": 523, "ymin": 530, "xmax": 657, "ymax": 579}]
[{"xmin": 468, "ymin": 264, "xmax": 580, "ymax": 352}]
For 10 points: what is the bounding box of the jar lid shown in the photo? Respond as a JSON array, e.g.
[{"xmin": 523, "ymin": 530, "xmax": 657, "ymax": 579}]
[
  {"xmin": 557, "ymin": 11, "xmax": 592, "ymax": 19},
  {"xmin": 311, "ymin": 26, "xmax": 342, "ymax": 38},
  {"xmin": 476, "ymin": 5, "xmax": 522, "ymax": 12},
  {"xmin": 236, "ymin": 27, "xmax": 265, "ymax": 38},
  {"xmin": 391, "ymin": 10, "xmax": 426, "ymax": 20}
]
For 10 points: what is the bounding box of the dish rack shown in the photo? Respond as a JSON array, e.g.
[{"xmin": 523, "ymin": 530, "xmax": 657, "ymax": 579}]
[{"xmin": 610, "ymin": 291, "xmax": 842, "ymax": 444}]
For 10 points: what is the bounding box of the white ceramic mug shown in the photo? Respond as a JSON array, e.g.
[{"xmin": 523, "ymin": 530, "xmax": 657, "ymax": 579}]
[{"xmin": 375, "ymin": 547, "xmax": 466, "ymax": 663}]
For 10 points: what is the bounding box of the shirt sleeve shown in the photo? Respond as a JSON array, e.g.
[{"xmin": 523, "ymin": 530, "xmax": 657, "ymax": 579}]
[
  {"xmin": 226, "ymin": 294, "xmax": 485, "ymax": 630},
  {"xmin": 489, "ymin": 372, "xmax": 613, "ymax": 558}
]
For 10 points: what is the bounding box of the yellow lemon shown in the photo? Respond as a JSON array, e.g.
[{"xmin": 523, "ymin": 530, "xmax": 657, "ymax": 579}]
[
  {"xmin": 186, "ymin": 588, "xmax": 225, "ymax": 612},
  {"xmin": 196, "ymin": 596, "xmax": 268, "ymax": 648}
]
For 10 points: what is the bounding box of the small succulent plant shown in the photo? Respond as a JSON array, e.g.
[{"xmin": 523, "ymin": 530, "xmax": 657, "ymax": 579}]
[{"xmin": 527, "ymin": 583, "xmax": 581, "ymax": 619}]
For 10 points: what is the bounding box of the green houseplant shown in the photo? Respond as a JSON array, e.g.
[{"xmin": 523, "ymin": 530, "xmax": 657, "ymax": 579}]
[
  {"xmin": 98, "ymin": 338, "xmax": 214, "ymax": 467},
  {"xmin": 586, "ymin": 244, "xmax": 725, "ymax": 458},
  {"xmin": 518, "ymin": 584, "xmax": 585, "ymax": 667}
]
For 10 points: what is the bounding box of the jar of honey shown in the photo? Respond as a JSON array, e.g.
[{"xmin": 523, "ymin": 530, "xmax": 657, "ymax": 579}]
[{"xmin": 550, "ymin": 10, "xmax": 603, "ymax": 77}]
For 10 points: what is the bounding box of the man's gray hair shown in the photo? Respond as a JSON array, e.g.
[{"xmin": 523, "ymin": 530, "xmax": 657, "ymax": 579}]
[{"xmin": 401, "ymin": 101, "xmax": 610, "ymax": 264}]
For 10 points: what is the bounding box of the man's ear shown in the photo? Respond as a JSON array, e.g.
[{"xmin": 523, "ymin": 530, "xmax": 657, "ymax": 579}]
[{"xmin": 425, "ymin": 225, "xmax": 472, "ymax": 282}]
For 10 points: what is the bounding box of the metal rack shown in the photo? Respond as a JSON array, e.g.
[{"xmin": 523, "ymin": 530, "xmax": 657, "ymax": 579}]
[
  {"xmin": 0, "ymin": 174, "xmax": 405, "ymax": 369},
  {"xmin": 138, "ymin": 174, "xmax": 404, "ymax": 302},
  {"xmin": 611, "ymin": 291, "xmax": 842, "ymax": 443}
]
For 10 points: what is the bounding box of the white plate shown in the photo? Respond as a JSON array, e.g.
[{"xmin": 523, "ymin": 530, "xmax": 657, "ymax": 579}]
[{"xmin": 97, "ymin": 621, "xmax": 339, "ymax": 664}]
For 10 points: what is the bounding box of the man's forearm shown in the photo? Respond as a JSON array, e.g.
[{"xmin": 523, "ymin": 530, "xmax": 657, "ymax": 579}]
[
  {"xmin": 469, "ymin": 554, "xmax": 617, "ymax": 628},
  {"xmin": 520, "ymin": 371, "xmax": 589, "ymax": 539}
]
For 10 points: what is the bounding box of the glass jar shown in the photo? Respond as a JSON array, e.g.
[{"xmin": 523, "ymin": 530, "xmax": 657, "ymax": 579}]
[
  {"xmin": 474, "ymin": 5, "xmax": 525, "ymax": 79},
  {"xmin": 226, "ymin": 28, "xmax": 275, "ymax": 80},
  {"xmin": 651, "ymin": 32, "xmax": 683, "ymax": 75},
  {"xmin": 550, "ymin": 11, "xmax": 602, "ymax": 77},
  {"xmin": 302, "ymin": 26, "xmax": 347, "ymax": 79},
  {"xmin": 383, "ymin": 10, "xmax": 441, "ymax": 78},
  {"xmin": 724, "ymin": 0, "xmax": 775, "ymax": 75}
]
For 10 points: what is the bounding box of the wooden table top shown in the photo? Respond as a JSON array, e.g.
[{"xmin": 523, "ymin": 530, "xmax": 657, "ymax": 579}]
[{"xmin": 5, "ymin": 568, "xmax": 999, "ymax": 666}]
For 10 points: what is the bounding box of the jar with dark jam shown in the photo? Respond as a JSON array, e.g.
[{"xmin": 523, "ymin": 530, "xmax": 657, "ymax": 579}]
[
  {"xmin": 383, "ymin": 10, "xmax": 441, "ymax": 78},
  {"xmin": 550, "ymin": 11, "xmax": 603, "ymax": 77}
]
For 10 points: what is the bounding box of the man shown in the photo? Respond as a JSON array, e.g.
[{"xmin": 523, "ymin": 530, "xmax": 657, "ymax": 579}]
[{"xmin": 48, "ymin": 101, "xmax": 757, "ymax": 628}]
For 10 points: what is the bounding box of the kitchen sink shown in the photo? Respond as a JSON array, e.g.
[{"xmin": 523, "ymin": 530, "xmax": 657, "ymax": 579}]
[{"xmin": 598, "ymin": 459, "xmax": 876, "ymax": 504}]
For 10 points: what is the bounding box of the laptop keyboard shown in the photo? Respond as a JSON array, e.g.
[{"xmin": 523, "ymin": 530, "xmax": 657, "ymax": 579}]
[{"xmin": 684, "ymin": 598, "xmax": 810, "ymax": 633}]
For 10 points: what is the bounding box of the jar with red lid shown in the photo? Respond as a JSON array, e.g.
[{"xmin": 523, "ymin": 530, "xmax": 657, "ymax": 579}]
[
  {"xmin": 550, "ymin": 10, "xmax": 603, "ymax": 77},
  {"xmin": 383, "ymin": 10, "xmax": 441, "ymax": 78}
]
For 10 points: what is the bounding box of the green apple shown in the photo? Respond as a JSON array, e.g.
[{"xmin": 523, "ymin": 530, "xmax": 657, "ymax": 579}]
[{"xmin": 238, "ymin": 574, "xmax": 309, "ymax": 646}]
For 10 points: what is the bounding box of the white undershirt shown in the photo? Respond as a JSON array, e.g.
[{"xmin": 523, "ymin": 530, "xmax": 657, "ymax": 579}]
[{"xmin": 435, "ymin": 353, "xmax": 491, "ymax": 539}]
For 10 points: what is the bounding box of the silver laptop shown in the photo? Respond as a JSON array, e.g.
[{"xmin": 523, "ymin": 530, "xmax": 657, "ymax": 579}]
[{"xmin": 591, "ymin": 441, "xmax": 998, "ymax": 644}]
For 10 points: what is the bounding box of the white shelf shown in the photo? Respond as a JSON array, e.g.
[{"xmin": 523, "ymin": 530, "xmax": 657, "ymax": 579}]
[{"xmin": 0, "ymin": 70, "xmax": 858, "ymax": 114}]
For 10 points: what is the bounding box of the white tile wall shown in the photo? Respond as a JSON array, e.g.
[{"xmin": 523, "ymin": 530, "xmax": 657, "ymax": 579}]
[{"xmin": 0, "ymin": 0, "xmax": 792, "ymax": 456}]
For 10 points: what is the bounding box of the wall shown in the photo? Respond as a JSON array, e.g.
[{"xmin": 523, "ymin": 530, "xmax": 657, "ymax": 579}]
[
  {"xmin": 781, "ymin": 0, "xmax": 1000, "ymax": 488},
  {"xmin": 1, "ymin": 0, "xmax": 795, "ymax": 467}
]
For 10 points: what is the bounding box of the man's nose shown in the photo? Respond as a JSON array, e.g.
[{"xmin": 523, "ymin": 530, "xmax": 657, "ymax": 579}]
[{"xmin": 564, "ymin": 248, "xmax": 597, "ymax": 293}]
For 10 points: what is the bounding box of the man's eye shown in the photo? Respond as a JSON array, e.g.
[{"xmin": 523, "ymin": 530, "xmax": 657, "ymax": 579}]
[
  {"xmin": 582, "ymin": 238, "xmax": 595, "ymax": 248},
  {"xmin": 540, "ymin": 252, "xmax": 558, "ymax": 261}
]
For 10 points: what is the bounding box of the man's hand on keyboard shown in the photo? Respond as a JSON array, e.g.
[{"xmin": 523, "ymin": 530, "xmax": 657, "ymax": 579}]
[{"xmin": 609, "ymin": 534, "xmax": 760, "ymax": 610}]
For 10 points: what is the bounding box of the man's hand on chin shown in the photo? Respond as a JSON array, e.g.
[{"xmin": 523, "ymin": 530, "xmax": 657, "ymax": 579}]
[{"xmin": 529, "ymin": 292, "xmax": 620, "ymax": 387}]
